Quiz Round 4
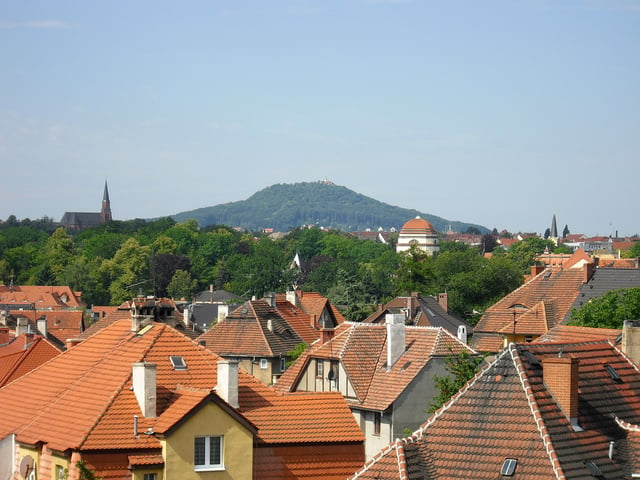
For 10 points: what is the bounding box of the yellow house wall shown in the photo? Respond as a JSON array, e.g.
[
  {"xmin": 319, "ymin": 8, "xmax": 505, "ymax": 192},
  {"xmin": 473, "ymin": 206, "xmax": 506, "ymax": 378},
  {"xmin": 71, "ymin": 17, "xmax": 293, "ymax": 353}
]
[
  {"xmin": 17, "ymin": 444, "xmax": 73, "ymax": 480},
  {"xmin": 162, "ymin": 401, "xmax": 253, "ymax": 480}
]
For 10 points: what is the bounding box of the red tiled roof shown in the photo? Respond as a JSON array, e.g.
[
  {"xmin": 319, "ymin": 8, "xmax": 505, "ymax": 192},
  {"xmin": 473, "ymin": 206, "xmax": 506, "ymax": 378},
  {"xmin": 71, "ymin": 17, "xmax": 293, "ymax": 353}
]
[
  {"xmin": 0, "ymin": 334, "xmax": 61, "ymax": 387},
  {"xmin": 0, "ymin": 317, "xmax": 362, "ymax": 478},
  {"xmin": 0, "ymin": 285, "xmax": 83, "ymax": 308},
  {"xmin": 277, "ymin": 323, "xmax": 474, "ymax": 412},
  {"xmin": 534, "ymin": 325, "xmax": 621, "ymax": 344},
  {"xmin": 351, "ymin": 340, "xmax": 640, "ymax": 479},
  {"xmin": 295, "ymin": 291, "xmax": 347, "ymax": 325}
]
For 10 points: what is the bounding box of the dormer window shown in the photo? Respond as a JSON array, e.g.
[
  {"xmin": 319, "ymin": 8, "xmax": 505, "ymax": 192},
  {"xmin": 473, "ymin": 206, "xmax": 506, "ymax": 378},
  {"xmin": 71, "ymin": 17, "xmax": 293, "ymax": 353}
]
[
  {"xmin": 501, "ymin": 458, "xmax": 517, "ymax": 476},
  {"xmin": 170, "ymin": 356, "xmax": 187, "ymax": 370}
]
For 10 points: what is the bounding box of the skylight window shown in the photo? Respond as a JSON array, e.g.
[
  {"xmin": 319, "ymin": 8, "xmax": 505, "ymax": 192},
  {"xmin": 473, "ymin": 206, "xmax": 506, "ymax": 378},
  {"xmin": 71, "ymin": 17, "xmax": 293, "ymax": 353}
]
[
  {"xmin": 501, "ymin": 458, "xmax": 517, "ymax": 476},
  {"xmin": 585, "ymin": 460, "xmax": 603, "ymax": 477},
  {"xmin": 170, "ymin": 356, "xmax": 187, "ymax": 370},
  {"xmin": 605, "ymin": 364, "xmax": 622, "ymax": 382}
]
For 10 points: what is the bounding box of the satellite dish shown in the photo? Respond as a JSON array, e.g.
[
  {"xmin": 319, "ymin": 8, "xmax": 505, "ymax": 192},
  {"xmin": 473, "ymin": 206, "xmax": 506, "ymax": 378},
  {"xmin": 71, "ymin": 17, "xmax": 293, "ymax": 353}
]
[{"xmin": 19, "ymin": 455, "xmax": 34, "ymax": 478}]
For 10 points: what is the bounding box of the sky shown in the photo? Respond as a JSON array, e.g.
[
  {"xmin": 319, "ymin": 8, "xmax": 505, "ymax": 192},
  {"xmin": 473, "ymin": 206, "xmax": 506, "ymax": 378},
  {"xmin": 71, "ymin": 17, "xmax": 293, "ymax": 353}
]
[{"xmin": 1, "ymin": 0, "xmax": 639, "ymax": 237}]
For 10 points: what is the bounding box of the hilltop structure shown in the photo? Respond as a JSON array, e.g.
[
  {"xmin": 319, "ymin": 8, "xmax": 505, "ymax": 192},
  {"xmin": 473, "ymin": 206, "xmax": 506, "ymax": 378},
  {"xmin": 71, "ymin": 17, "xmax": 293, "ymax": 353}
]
[{"xmin": 60, "ymin": 180, "xmax": 112, "ymax": 230}]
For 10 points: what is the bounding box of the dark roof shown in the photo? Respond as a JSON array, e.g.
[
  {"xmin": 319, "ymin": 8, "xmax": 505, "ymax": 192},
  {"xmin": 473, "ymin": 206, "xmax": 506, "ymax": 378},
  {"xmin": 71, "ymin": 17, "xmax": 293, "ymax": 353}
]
[
  {"xmin": 194, "ymin": 289, "xmax": 245, "ymax": 304},
  {"xmin": 59, "ymin": 212, "xmax": 102, "ymax": 229},
  {"xmin": 566, "ymin": 267, "xmax": 640, "ymax": 321}
]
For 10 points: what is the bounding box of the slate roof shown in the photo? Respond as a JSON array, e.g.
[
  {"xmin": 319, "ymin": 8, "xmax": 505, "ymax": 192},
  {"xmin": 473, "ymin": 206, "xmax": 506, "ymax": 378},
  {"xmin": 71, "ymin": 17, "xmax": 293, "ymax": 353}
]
[
  {"xmin": 566, "ymin": 267, "xmax": 640, "ymax": 321},
  {"xmin": 349, "ymin": 340, "xmax": 640, "ymax": 479},
  {"xmin": 276, "ymin": 322, "xmax": 474, "ymax": 412},
  {"xmin": 198, "ymin": 300, "xmax": 304, "ymax": 358},
  {"xmin": 193, "ymin": 288, "xmax": 245, "ymax": 304},
  {"xmin": 0, "ymin": 318, "xmax": 363, "ymax": 478},
  {"xmin": 363, "ymin": 294, "xmax": 472, "ymax": 338}
]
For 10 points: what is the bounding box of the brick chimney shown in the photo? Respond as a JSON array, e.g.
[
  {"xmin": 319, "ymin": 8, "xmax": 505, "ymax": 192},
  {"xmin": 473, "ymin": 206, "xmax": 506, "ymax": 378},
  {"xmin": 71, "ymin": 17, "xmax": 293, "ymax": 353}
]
[
  {"xmin": 132, "ymin": 362, "xmax": 157, "ymax": 418},
  {"xmin": 320, "ymin": 327, "xmax": 334, "ymax": 345},
  {"xmin": 543, "ymin": 354, "xmax": 580, "ymax": 430},
  {"xmin": 583, "ymin": 262, "xmax": 596, "ymax": 283},
  {"xmin": 386, "ymin": 313, "xmax": 406, "ymax": 370},
  {"xmin": 217, "ymin": 359, "xmax": 239, "ymax": 408},
  {"xmin": 531, "ymin": 265, "xmax": 545, "ymax": 277},
  {"xmin": 0, "ymin": 326, "xmax": 10, "ymax": 345},
  {"xmin": 622, "ymin": 320, "xmax": 640, "ymax": 366},
  {"xmin": 438, "ymin": 293, "xmax": 448, "ymax": 312}
]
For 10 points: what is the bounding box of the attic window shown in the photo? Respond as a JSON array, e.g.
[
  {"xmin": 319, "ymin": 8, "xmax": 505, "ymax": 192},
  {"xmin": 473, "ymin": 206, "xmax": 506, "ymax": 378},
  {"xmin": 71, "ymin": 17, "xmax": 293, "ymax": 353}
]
[
  {"xmin": 605, "ymin": 364, "xmax": 622, "ymax": 382},
  {"xmin": 170, "ymin": 356, "xmax": 187, "ymax": 370},
  {"xmin": 500, "ymin": 458, "xmax": 517, "ymax": 476}
]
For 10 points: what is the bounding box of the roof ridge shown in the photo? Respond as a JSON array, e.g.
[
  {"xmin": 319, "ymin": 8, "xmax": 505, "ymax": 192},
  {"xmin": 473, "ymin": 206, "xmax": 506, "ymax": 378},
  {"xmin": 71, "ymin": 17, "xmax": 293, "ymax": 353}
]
[
  {"xmin": 350, "ymin": 437, "xmax": 403, "ymax": 479},
  {"xmin": 395, "ymin": 438, "xmax": 409, "ymax": 480},
  {"xmin": 78, "ymin": 323, "xmax": 167, "ymax": 448},
  {"xmin": 510, "ymin": 344, "xmax": 565, "ymax": 480}
]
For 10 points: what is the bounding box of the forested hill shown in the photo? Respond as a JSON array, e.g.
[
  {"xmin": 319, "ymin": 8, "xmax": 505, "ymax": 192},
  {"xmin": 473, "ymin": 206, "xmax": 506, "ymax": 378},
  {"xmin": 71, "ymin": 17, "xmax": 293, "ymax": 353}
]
[{"xmin": 171, "ymin": 182, "xmax": 489, "ymax": 233}]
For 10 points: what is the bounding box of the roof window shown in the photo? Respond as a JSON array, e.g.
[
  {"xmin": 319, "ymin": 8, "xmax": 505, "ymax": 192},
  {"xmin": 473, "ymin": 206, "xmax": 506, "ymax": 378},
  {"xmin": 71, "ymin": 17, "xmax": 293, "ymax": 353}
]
[
  {"xmin": 170, "ymin": 355, "xmax": 187, "ymax": 370},
  {"xmin": 585, "ymin": 460, "xmax": 603, "ymax": 477},
  {"xmin": 604, "ymin": 364, "xmax": 622, "ymax": 382},
  {"xmin": 500, "ymin": 458, "xmax": 517, "ymax": 476}
]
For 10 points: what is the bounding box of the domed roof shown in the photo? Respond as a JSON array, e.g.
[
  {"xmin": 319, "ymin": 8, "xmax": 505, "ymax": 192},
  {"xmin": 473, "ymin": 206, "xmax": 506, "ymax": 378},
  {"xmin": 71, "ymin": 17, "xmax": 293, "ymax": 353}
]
[{"xmin": 400, "ymin": 216, "xmax": 437, "ymax": 234}]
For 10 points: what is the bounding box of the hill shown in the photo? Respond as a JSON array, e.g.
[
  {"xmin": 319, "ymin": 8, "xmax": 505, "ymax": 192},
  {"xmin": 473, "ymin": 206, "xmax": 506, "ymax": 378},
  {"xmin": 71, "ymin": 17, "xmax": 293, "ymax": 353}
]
[{"xmin": 171, "ymin": 181, "xmax": 489, "ymax": 233}]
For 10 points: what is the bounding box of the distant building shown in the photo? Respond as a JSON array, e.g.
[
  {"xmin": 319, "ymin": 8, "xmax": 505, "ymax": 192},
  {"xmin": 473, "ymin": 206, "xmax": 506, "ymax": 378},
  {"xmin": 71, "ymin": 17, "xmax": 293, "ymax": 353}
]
[
  {"xmin": 60, "ymin": 180, "xmax": 112, "ymax": 230},
  {"xmin": 395, "ymin": 216, "xmax": 439, "ymax": 255}
]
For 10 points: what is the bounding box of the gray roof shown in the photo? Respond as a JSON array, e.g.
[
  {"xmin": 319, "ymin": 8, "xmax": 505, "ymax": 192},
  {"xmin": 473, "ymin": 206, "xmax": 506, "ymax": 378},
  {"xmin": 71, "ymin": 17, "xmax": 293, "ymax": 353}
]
[
  {"xmin": 194, "ymin": 289, "xmax": 245, "ymax": 304},
  {"xmin": 565, "ymin": 267, "xmax": 640, "ymax": 321}
]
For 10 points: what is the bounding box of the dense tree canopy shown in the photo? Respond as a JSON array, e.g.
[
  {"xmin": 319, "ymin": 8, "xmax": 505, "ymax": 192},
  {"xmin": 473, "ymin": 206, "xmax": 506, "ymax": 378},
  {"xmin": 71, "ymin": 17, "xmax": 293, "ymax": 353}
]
[{"xmin": 568, "ymin": 287, "xmax": 640, "ymax": 329}]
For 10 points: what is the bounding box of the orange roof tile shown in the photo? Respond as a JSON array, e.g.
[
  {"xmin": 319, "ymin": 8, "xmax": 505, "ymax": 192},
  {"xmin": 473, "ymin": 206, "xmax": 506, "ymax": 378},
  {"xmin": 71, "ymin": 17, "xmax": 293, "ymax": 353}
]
[
  {"xmin": 0, "ymin": 285, "xmax": 83, "ymax": 308},
  {"xmin": 0, "ymin": 334, "xmax": 61, "ymax": 387},
  {"xmin": 534, "ymin": 325, "xmax": 622, "ymax": 344}
]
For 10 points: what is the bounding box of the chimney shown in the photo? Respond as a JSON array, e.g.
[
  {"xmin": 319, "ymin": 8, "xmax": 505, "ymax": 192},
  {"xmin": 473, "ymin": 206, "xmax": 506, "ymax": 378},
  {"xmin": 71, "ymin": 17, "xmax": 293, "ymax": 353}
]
[
  {"xmin": 16, "ymin": 317, "xmax": 28, "ymax": 337},
  {"xmin": 217, "ymin": 359, "xmax": 239, "ymax": 408},
  {"xmin": 543, "ymin": 354, "xmax": 580, "ymax": 429},
  {"xmin": 267, "ymin": 319, "xmax": 273, "ymax": 332},
  {"xmin": 583, "ymin": 262, "xmax": 595, "ymax": 283},
  {"xmin": 438, "ymin": 293, "xmax": 448, "ymax": 312},
  {"xmin": 622, "ymin": 320, "xmax": 640, "ymax": 366},
  {"xmin": 264, "ymin": 292, "xmax": 276, "ymax": 308},
  {"xmin": 131, "ymin": 313, "xmax": 151, "ymax": 333},
  {"xmin": 183, "ymin": 306, "xmax": 191, "ymax": 328},
  {"xmin": 217, "ymin": 304, "xmax": 228, "ymax": 323},
  {"xmin": 531, "ymin": 265, "xmax": 545, "ymax": 277},
  {"xmin": 132, "ymin": 362, "xmax": 157, "ymax": 418},
  {"xmin": 457, "ymin": 325, "xmax": 468, "ymax": 344},
  {"xmin": 0, "ymin": 310, "xmax": 7, "ymax": 326},
  {"xmin": 286, "ymin": 290, "xmax": 298, "ymax": 307},
  {"xmin": 65, "ymin": 338, "xmax": 83, "ymax": 349},
  {"xmin": 320, "ymin": 327, "xmax": 334, "ymax": 345},
  {"xmin": 23, "ymin": 330, "xmax": 34, "ymax": 349},
  {"xmin": 0, "ymin": 326, "xmax": 10, "ymax": 345},
  {"xmin": 37, "ymin": 316, "xmax": 47, "ymax": 337},
  {"xmin": 386, "ymin": 313, "xmax": 406, "ymax": 370}
]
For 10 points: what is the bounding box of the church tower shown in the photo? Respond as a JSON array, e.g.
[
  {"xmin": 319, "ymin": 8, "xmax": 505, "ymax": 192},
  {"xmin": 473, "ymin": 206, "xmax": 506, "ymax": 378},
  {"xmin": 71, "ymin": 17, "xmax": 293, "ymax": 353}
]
[
  {"xmin": 550, "ymin": 213, "xmax": 558, "ymax": 246},
  {"xmin": 100, "ymin": 180, "xmax": 112, "ymax": 223}
]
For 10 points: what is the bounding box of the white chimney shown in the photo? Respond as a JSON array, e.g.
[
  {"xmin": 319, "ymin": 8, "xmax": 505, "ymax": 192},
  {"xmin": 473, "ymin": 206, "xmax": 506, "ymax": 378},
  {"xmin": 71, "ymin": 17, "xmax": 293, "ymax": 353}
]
[
  {"xmin": 37, "ymin": 317, "xmax": 47, "ymax": 337},
  {"xmin": 386, "ymin": 313, "xmax": 406, "ymax": 370},
  {"xmin": 457, "ymin": 325, "xmax": 467, "ymax": 344},
  {"xmin": 183, "ymin": 306, "xmax": 191, "ymax": 327},
  {"xmin": 16, "ymin": 317, "xmax": 28, "ymax": 337},
  {"xmin": 132, "ymin": 362, "xmax": 157, "ymax": 418},
  {"xmin": 217, "ymin": 304, "xmax": 228, "ymax": 323},
  {"xmin": 217, "ymin": 359, "xmax": 239, "ymax": 408},
  {"xmin": 264, "ymin": 293, "xmax": 276, "ymax": 308},
  {"xmin": 286, "ymin": 290, "xmax": 298, "ymax": 307}
]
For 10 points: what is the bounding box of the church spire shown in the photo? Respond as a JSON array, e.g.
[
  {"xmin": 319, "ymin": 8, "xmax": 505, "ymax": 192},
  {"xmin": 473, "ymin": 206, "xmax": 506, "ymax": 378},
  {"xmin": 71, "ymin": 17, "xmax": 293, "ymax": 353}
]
[
  {"xmin": 550, "ymin": 213, "xmax": 558, "ymax": 238},
  {"xmin": 100, "ymin": 180, "xmax": 112, "ymax": 223}
]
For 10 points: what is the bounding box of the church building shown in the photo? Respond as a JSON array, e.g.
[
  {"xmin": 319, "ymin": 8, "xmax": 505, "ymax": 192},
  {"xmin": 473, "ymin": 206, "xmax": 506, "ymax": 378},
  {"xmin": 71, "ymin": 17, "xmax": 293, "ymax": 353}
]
[{"xmin": 60, "ymin": 181, "xmax": 112, "ymax": 230}]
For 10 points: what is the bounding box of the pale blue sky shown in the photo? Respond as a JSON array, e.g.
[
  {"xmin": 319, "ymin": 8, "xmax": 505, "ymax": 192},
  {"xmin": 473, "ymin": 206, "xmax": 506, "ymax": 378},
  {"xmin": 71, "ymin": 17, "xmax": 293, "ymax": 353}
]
[{"xmin": 1, "ymin": 0, "xmax": 638, "ymax": 236}]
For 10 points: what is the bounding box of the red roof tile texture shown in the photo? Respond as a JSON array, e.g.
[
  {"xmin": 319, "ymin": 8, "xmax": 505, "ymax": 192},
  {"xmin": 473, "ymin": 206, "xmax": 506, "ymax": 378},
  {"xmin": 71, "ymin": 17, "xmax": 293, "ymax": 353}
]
[{"xmin": 0, "ymin": 285, "xmax": 84, "ymax": 308}]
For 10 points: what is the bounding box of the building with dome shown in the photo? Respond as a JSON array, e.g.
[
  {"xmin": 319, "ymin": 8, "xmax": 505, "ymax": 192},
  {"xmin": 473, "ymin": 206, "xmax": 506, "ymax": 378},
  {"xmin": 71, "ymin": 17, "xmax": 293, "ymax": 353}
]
[{"xmin": 396, "ymin": 216, "xmax": 440, "ymax": 255}]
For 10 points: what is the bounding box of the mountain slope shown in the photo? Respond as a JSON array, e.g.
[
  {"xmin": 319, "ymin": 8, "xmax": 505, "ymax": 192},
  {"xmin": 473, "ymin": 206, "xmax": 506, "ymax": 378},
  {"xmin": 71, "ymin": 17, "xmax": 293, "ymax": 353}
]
[{"xmin": 171, "ymin": 181, "xmax": 488, "ymax": 233}]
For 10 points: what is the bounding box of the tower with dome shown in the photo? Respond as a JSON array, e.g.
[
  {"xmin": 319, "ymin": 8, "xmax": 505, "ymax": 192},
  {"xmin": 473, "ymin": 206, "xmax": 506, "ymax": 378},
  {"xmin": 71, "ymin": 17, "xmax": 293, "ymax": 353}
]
[{"xmin": 396, "ymin": 216, "xmax": 440, "ymax": 255}]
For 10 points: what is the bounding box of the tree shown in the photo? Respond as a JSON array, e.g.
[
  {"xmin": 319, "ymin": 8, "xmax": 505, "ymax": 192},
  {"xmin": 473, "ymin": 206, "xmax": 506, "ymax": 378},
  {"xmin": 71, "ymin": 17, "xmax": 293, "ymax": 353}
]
[
  {"xmin": 544, "ymin": 228, "xmax": 551, "ymax": 239},
  {"xmin": 563, "ymin": 224, "xmax": 570, "ymax": 238},
  {"xmin": 568, "ymin": 287, "xmax": 640, "ymax": 329},
  {"xmin": 286, "ymin": 342, "xmax": 309, "ymax": 367},
  {"xmin": 429, "ymin": 350, "xmax": 485, "ymax": 412},
  {"xmin": 167, "ymin": 269, "xmax": 198, "ymax": 300},
  {"xmin": 480, "ymin": 234, "xmax": 497, "ymax": 253}
]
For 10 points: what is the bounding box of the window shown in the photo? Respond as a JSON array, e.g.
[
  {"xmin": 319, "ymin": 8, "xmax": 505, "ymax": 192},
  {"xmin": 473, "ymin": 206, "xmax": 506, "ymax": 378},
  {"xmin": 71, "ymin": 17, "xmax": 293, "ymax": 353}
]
[
  {"xmin": 56, "ymin": 466, "xmax": 66, "ymax": 480},
  {"xmin": 170, "ymin": 355, "xmax": 187, "ymax": 370},
  {"xmin": 280, "ymin": 357, "xmax": 286, "ymax": 372},
  {"xmin": 194, "ymin": 435, "xmax": 223, "ymax": 470},
  {"xmin": 143, "ymin": 474, "xmax": 157, "ymax": 480},
  {"xmin": 260, "ymin": 358, "xmax": 268, "ymax": 369},
  {"xmin": 501, "ymin": 458, "xmax": 517, "ymax": 476},
  {"xmin": 605, "ymin": 364, "xmax": 622, "ymax": 382},
  {"xmin": 316, "ymin": 360, "xmax": 324, "ymax": 377},
  {"xmin": 373, "ymin": 412, "xmax": 381, "ymax": 436}
]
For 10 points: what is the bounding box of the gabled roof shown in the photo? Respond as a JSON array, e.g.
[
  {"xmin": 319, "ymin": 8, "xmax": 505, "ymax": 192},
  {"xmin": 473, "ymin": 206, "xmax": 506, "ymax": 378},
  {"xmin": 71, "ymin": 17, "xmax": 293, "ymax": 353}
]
[
  {"xmin": 198, "ymin": 300, "xmax": 304, "ymax": 357},
  {"xmin": 274, "ymin": 295, "xmax": 319, "ymax": 344},
  {"xmin": 277, "ymin": 322, "xmax": 475, "ymax": 412},
  {"xmin": 473, "ymin": 262, "xmax": 589, "ymax": 351},
  {"xmin": 0, "ymin": 318, "xmax": 363, "ymax": 459},
  {"xmin": 350, "ymin": 340, "xmax": 640, "ymax": 479},
  {"xmin": 363, "ymin": 294, "xmax": 472, "ymax": 337},
  {"xmin": 294, "ymin": 291, "xmax": 347, "ymax": 325},
  {"xmin": 0, "ymin": 285, "xmax": 84, "ymax": 308},
  {"xmin": 0, "ymin": 333, "xmax": 61, "ymax": 387}
]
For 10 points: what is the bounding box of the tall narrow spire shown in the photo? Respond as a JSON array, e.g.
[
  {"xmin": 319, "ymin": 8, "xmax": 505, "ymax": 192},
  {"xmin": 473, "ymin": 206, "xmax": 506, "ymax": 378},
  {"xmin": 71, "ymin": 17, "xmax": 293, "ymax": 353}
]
[
  {"xmin": 100, "ymin": 180, "xmax": 112, "ymax": 223},
  {"xmin": 550, "ymin": 213, "xmax": 558, "ymax": 238}
]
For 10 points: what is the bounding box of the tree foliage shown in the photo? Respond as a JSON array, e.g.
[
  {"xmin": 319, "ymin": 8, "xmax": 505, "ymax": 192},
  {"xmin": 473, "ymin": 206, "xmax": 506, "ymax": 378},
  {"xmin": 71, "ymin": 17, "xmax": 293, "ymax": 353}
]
[
  {"xmin": 429, "ymin": 349, "xmax": 485, "ymax": 413},
  {"xmin": 568, "ymin": 287, "xmax": 640, "ymax": 329}
]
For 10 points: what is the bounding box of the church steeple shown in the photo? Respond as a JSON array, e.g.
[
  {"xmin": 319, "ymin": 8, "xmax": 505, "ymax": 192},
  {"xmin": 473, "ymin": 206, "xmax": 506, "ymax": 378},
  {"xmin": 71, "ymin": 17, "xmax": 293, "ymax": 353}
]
[
  {"xmin": 100, "ymin": 180, "xmax": 112, "ymax": 223},
  {"xmin": 550, "ymin": 213, "xmax": 558, "ymax": 238}
]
